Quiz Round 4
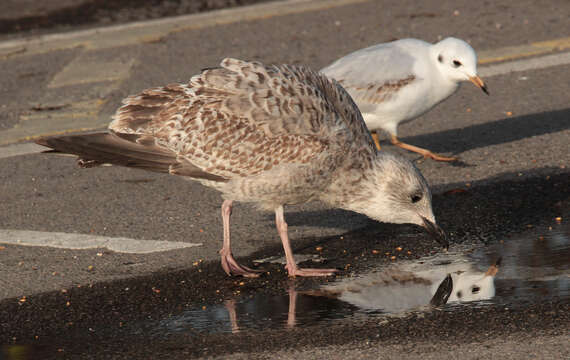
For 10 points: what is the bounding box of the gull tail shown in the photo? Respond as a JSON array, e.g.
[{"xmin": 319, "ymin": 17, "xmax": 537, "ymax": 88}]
[{"xmin": 35, "ymin": 132, "xmax": 175, "ymax": 173}]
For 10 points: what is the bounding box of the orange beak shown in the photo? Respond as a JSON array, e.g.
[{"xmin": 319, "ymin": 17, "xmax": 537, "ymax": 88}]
[
  {"xmin": 485, "ymin": 257, "xmax": 502, "ymax": 277},
  {"xmin": 469, "ymin": 75, "xmax": 489, "ymax": 95}
]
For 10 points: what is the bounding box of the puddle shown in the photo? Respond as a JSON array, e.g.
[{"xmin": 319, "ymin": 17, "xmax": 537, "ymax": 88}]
[{"xmin": 130, "ymin": 221, "xmax": 569, "ymax": 336}]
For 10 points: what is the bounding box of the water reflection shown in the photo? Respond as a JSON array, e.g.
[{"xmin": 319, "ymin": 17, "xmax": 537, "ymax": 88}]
[
  {"xmin": 307, "ymin": 256, "xmax": 500, "ymax": 313},
  {"xmin": 140, "ymin": 284, "xmax": 356, "ymax": 336},
  {"xmin": 138, "ymin": 222, "xmax": 568, "ymax": 335}
]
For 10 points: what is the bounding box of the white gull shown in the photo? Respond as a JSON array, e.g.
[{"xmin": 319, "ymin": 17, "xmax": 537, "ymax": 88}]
[{"xmin": 321, "ymin": 37, "xmax": 488, "ymax": 161}]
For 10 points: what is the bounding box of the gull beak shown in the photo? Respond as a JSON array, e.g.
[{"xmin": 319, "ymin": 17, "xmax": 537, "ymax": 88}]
[
  {"xmin": 469, "ymin": 75, "xmax": 489, "ymax": 95},
  {"xmin": 430, "ymin": 274, "xmax": 453, "ymax": 306},
  {"xmin": 421, "ymin": 217, "xmax": 449, "ymax": 250},
  {"xmin": 485, "ymin": 257, "xmax": 502, "ymax": 277}
]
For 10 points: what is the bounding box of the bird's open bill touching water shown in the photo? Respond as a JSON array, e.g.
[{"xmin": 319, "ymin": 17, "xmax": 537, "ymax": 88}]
[
  {"xmin": 36, "ymin": 58, "xmax": 447, "ymax": 278},
  {"xmin": 321, "ymin": 37, "xmax": 488, "ymax": 162}
]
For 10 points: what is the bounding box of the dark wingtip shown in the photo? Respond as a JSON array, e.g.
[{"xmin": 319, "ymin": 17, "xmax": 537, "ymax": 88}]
[{"xmin": 35, "ymin": 137, "xmax": 50, "ymax": 147}]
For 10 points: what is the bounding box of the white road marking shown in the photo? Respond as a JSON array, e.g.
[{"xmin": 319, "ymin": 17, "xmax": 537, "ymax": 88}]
[
  {"xmin": 0, "ymin": 229, "xmax": 202, "ymax": 254},
  {"xmin": 0, "ymin": 142, "xmax": 46, "ymax": 159},
  {"xmin": 1, "ymin": 48, "xmax": 568, "ymax": 159},
  {"xmin": 0, "ymin": 0, "xmax": 370, "ymax": 57},
  {"xmin": 479, "ymin": 51, "xmax": 570, "ymax": 77}
]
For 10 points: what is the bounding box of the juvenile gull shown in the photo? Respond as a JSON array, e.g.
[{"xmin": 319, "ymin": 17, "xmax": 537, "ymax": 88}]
[
  {"xmin": 36, "ymin": 58, "xmax": 447, "ymax": 278},
  {"xmin": 321, "ymin": 37, "xmax": 488, "ymax": 161}
]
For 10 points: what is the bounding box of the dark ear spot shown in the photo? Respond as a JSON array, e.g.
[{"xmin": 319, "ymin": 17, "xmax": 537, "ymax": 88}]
[
  {"xmin": 456, "ymin": 291, "xmax": 462, "ymax": 298},
  {"xmin": 438, "ymin": 54, "xmax": 444, "ymax": 63}
]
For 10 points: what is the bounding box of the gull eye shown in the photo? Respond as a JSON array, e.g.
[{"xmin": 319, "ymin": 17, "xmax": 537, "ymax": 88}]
[
  {"xmin": 438, "ymin": 55, "xmax": 444, "ymax": 63},
  {"xmin": 411, "ymin": 194, "xmax": 422, "ymax": 203},
  {"xmin": 452, "ymin": 60, "xmax": 462, "ymax": 68},
  {"xmin": 456, "ymin": 291, "xmax": 462, "ymax": 298},
  {"xmin": 471, "ymin": 286, "xmax": 481, "ymax": 294}
]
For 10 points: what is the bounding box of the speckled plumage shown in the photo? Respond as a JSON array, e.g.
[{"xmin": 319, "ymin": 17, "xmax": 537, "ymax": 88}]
[
  {"xmin": 107, "ymin": 58, "xmax": 377, "ymax": 210},
  {"xmin": 36, "ymin": 58, "xmax": 445, "ymax": 277}
]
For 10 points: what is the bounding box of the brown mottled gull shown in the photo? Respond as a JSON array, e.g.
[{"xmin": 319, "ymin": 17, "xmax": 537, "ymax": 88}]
[{"xmin": 36, "ymin": 58, "xmax": 447, "ymax": 278}]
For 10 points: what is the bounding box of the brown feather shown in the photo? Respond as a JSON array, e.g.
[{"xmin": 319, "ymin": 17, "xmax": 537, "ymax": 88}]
[{"xmin": 35, "ymin": 132, "xmax": 228, "ymax": 182}]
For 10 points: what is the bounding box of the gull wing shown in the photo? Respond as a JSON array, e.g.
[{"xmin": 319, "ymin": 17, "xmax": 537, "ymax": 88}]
[
  {"xmin": 321, "ymin": 40, "xmax": 423, "ymax": 112},
  {"xmin": 107, "ymin": 58, "xmax": 376, "ymax": 180}
]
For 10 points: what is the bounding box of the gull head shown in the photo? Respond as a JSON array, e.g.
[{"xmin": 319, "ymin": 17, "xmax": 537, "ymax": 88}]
[
  {"xmin": 342, "ymin": 153, "xmax": 448, "ymax": 248},
  {"xmin": 432, "ymin": 37, "xmax": 489, "ymax": 95},
  {"xmin": 448, "ymin": 260, "xmax": 501, "ymax": 302}
]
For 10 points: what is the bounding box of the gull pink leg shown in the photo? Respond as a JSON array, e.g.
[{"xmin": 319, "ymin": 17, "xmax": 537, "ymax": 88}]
[
  {"xmin": 275, "ymin": 206, "xmax": 337, "ymax": 277},
  {"xmin": 286, "ymin": 282, "xmax": 298, "ymax": 328},
  {"xmin": 219, "ymin": 200, "xmax": 262, "ymax": 278}
]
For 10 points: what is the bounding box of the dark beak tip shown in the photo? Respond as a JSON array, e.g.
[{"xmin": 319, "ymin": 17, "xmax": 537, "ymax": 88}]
[
  {"xmin": 482, "ymin": 86, "xmax": 490, "ymax": 96},
  {"xmin": 494, "ymin": 257, "xmax": 502, "ymax": 267},
  {"xmin": 438, "ymin": 235, "xmax": 450, "ymax": 251},
  {"xmin": 421, "ymin": 217, "xmax": 449, "ymax": 250}
]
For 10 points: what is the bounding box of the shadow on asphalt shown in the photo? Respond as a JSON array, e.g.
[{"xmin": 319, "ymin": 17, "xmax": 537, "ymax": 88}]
[
  {"xmin": 281, "ymin": 165, "xmax": 568, "ymax": 239},
  {"xmin": 401, "ymin": 108, "xmax": 570, "ymax": 154},
  {"xmin": 0, "ymin": 0, "xmax": 274, "ymax": 36},
  {"xmin": 0, "ymin": 167, "xmax": 567, "ymax": 358}
]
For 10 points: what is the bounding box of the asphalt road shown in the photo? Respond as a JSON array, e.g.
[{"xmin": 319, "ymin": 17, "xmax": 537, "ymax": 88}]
[{"xmin": 0, "ymin": 0, "xmax": 569, "ymax": 358}]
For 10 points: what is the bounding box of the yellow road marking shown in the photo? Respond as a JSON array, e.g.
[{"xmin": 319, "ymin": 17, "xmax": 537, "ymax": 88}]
[
  {"xmin": 0, "ymin": 0, "xmax": 371, "ymax": 57},
  {"xmin": 478, "ymin": 37, "xmax": 570, "ymax": 64}
]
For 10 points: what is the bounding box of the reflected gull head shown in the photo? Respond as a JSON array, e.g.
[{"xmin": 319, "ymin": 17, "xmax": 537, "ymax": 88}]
[{"xmin": 308, "ymin": 251, "xmax": 500, "ymax": 313}]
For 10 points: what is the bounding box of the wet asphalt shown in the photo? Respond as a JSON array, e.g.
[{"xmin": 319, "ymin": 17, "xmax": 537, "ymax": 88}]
[
  {"xmin": 1, "ymin": 170, "xmax": 568, "ymax": 358},
  {"xmin": 0, "ymin": 0, "xmax": 569, "ymax": 358}
]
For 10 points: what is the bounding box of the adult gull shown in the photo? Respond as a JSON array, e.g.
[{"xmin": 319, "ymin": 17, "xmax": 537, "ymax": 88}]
[{"xmin": 321, "ymin": 37, "xmax": 488, "ymax": 161}]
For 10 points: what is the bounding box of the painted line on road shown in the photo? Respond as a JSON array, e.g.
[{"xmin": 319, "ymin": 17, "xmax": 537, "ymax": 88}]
[
  {"xmin": 0, "ymin": 142, "xmax": 47, "ymax": 159},
  {"xmin": 479, "ymin": 51, "xmax": 570, "ymax": 78},
  {"xmin": 0, "ymin": 0, "xmax": 370, "ymax": 57},
  {"xmin": 478, "ymin": 37, "xmax": 570, "ymax": 64},
  {"xmin": 0, "ymin": 50, "xmax": 137, "ymax": 146},
  {"xmin": 1, "ymin": 47, "xmax": 569, "ymax": 158},
  {"xmin": 0, "ymin": 229, "xmax": 202, "ymax": 254}
]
